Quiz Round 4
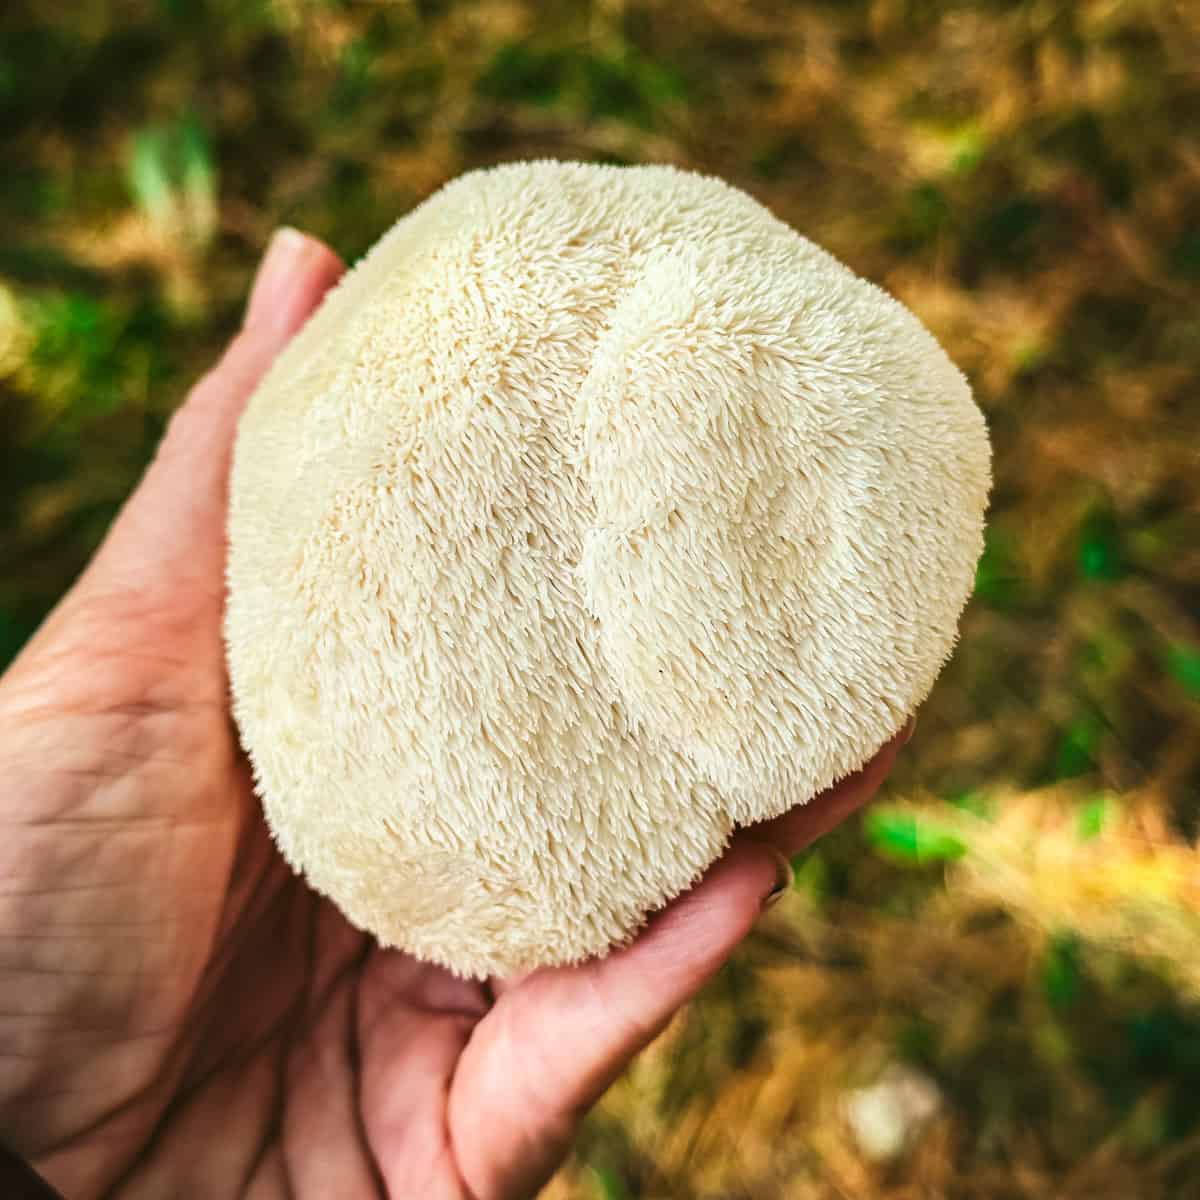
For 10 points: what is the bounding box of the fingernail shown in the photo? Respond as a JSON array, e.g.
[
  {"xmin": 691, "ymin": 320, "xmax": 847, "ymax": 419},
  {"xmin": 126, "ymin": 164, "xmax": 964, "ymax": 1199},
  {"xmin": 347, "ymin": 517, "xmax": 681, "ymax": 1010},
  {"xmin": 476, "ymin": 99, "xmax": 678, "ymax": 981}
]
[
  {"xmin": 245, "ymin": 227, "xmax": 314, "ymax": 331},
  {"xmin": 755, "ymin": 844, "xmax": 795, "ymax": 911}
]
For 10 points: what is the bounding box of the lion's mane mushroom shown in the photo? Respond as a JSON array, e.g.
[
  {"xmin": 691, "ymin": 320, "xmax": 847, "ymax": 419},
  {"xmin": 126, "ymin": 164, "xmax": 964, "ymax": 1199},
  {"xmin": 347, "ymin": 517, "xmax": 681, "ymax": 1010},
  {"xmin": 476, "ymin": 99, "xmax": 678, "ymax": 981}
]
[{"xmin": 225, "ymin": 161, "xmax": 991, "ymax": 978}]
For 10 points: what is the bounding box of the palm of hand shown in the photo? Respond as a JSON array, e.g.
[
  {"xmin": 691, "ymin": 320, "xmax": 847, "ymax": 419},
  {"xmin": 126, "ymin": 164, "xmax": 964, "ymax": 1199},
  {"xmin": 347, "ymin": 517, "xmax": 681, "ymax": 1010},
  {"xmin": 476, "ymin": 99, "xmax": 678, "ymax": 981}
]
[
  {"xmin": 0, "ymin": 575, "xmax": 504, "ymax": 1199},
  {"xmin": 0, "ymin": 232, "xmax": 902, "ymax": 1200}
]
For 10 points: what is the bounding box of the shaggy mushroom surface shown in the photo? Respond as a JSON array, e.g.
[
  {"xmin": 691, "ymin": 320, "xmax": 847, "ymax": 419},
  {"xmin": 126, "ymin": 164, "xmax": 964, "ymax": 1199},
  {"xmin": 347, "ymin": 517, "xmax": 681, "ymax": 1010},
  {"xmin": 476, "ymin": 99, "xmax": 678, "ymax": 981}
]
[{"xmin": 226, "ymin": 161, "xmax": 991, "ymax": 978}]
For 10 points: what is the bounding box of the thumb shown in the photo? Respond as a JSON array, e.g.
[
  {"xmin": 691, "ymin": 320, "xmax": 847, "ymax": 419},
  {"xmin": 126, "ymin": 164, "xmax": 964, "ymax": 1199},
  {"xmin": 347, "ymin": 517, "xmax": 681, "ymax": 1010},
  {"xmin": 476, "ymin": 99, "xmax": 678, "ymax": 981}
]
[
  {"xmin": 448, "ymin": 842, "xmax": 786, "ymax": 1198},
  {"xmin": 448, "ymin": 732, "xmax": 909, "ymax": 1199}
]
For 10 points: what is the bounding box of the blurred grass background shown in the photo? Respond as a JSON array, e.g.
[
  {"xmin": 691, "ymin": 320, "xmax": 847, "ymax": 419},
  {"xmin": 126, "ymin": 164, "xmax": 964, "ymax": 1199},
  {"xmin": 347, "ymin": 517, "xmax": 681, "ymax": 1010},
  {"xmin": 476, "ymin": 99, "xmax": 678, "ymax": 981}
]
[{"xmin": 2, "ymin": 0, "xmax": 1200, "ymax": 1195}]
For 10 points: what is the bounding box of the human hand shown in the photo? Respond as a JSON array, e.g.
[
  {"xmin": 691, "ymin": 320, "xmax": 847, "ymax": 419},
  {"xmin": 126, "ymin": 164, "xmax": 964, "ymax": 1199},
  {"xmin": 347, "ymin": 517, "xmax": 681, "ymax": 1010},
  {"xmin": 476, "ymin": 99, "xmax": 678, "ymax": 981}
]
[{"xmin": 0, "ymin": 229, "xmax": 909, "ymax": 1199}]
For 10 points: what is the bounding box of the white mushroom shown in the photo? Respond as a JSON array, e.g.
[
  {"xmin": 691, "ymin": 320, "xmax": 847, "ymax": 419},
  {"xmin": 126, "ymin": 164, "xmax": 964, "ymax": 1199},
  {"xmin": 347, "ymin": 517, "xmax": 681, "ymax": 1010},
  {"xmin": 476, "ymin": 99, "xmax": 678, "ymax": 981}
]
[{"xmin": 225, "ymin": 161, "xmax": 991, "ymax": 978}]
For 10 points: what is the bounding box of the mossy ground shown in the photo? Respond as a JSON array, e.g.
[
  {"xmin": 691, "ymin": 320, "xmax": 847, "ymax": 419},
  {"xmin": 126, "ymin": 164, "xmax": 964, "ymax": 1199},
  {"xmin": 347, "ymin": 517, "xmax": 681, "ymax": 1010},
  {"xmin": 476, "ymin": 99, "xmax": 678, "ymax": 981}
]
[{"xmin": 3, "ymin": 1, "xmax": 1200, "ymax": 1195}]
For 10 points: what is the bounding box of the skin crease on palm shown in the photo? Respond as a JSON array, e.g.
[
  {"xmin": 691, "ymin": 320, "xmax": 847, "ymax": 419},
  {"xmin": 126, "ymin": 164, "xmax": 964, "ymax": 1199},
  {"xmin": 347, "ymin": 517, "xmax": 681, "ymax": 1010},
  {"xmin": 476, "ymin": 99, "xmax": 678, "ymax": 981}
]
[{"xmin": 0, "ymin": 230, "xmax": 910, "ymax": 1200}]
